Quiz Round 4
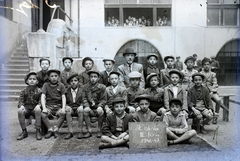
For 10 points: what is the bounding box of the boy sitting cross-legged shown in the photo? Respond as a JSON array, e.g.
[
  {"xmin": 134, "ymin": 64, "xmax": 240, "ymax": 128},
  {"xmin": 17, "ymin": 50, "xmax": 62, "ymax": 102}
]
[
  {"xmin": 164, "ymin": 69, "xmax": 188, "ymax": 119},
  {"xmin": 188, "ymin": 73, "xmax": 213, "ymax": 134},
  {"xmin": 17, "ymin": 72, "xmax": 42, "ymax": 140},
  {"xmin": 64, "ymin": 74, "xmax": 90, "ymax": 139},
  {"xmin": 99, "ymin": 97, "xmax": 133, "ymax": 149},
  {"xmin": 143, "ymin": 73, "xmax": 164, "ymax": 118},
  {"xmin": 41, "ymin": 69, "xmax": 67, "ymax": 139},
  {"xmin": 133, "ymin": 94, "xmax": 160, "ymax": 122},
  {"xmin": 164, "ymin": 98, "xmax": 196, "ymax": 145},
  {"xmin": 82, "ymin": 70, "xmax": 107, "ymax": 138},
  {"xmin": 105, "ymin": 71, "xmax": 128, "ymax": 115}
]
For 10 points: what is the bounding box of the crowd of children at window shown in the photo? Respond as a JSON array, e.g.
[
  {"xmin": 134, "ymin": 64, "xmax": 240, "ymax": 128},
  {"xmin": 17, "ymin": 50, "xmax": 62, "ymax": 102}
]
[
  {"xmin": 17, "ymin": 47, "xmax": 222, "ymax": 149},
  {"xmin": 106, "ymin": 15, "xmax": 171, "ymax": 27}
]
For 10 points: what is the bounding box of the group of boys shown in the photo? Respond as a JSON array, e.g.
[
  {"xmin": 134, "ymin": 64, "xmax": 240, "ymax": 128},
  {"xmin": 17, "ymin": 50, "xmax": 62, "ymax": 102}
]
[{"xmin": 17, "ymin": 47, "xmax": 221, "ymax": 149}]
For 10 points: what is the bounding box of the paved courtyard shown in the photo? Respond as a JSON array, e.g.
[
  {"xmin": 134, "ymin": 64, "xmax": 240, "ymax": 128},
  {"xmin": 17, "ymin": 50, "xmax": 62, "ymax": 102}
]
[{"xmin": 0, "ymin": 87, "xmax": 240, "ymax": 160}]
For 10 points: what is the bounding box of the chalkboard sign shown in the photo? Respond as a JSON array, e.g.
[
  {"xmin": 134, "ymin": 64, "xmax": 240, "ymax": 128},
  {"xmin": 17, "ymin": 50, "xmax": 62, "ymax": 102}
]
[{"xmin": 129, "ymin": 122, "xmax": 167, "ymax": 149}]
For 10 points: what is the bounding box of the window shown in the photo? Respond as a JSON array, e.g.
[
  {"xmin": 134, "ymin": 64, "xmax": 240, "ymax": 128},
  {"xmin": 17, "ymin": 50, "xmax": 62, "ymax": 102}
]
[
  {"xmin": 105, "ymin": 0, "xmax": 171, "ymax": 27},
  {"xmin": 207, "ymin": 0, "xmax": 240, "ymax": 26},
  {"xmin": 0, "ymin": 0, "xmax": 13, "ymax": 21}
]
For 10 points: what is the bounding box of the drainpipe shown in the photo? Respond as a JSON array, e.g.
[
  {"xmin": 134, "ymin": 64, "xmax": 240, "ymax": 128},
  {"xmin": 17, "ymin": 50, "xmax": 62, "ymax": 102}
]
[{"xmin": 38, "ymin": 0, "xmax": 44, "ymax": 32}]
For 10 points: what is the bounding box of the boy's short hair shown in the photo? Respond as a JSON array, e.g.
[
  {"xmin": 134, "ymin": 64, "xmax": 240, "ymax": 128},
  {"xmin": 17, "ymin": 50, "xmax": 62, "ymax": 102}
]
[
  {"xmin": 164, "ymin": 56, "xmax": 174, "ymax": 62},
  {"xmin": 39, "ymin": 58, "xmax": 50, "ymax": 65},
  {"xmin": 192, "ymin": 73, "xmax": 205, "ymax": 81},
  {"xmin": 62, "ymin": 57, "xmax": 73, "ymax": 63},
  {"xmin": 67, "ymin": 73, "xmax": 79, "ymax": 84},
  {"xmin": 87, "ymin": 70, "xmax": 100, "ymax": 77},
  {"xmin": 134, "ymin": 94, "xmax": 151, "ymax": 103},
  {"xmin": 147, "ymin": 54, "xmax": 158, "ymax": 60},
  {"xmin": 122, "ymin": 48, "xmax": 137, "ymax": 57},
  {"xmin": 184, "ymin": 56, "xmax": 195, "ymax": 64},
  {"xmin": 112, "ymin": 97, "xmax": 126, "ymax": 106},
  {"xmin": 128, "ymin": 71, "xmax": 142, "ymax": 79},
  {"xmin": 169, "ymin": 98, "xmax": 182, "ymax": 106},
  {"xmin": 24, "ymin": 72, "xmax": 38, "ymax": 85},
  {"xmin": 46, "ymin": 69, "xmax": 61, "ymax": 76},
  {"xmin": 82, "ymin": 57, "xmax": 94, "ymax": 67},
  {"xmin": 169, "ymin": 69, "xmax": 183, "ymax": 79},
  {"xmin": 146, "ymin": 73, "xmax": 159, "ymax": 84},
  {"xmin": 109, "ymin": 71, "xmax": 120, "ymax": 77},
  {"xmin": 201, "ymin": 57, "xmax": 211, "ymax": 65},
  {"xmin": 102, "ymin": 58, "xmax": 115, "ymax": 64}
]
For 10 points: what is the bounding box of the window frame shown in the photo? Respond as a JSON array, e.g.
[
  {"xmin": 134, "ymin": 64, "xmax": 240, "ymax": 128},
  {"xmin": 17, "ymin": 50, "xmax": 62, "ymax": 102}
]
[
  {"xmin": 0, "ymin": 0, "xmax": 13, "ymax": 21},
  {"xmin": 207, "ymin": 0, "xmax": 240, "ymax": 27},
  {"xmin": 104, "ymin": 1, "xmax": 172, "ymax": 28}
]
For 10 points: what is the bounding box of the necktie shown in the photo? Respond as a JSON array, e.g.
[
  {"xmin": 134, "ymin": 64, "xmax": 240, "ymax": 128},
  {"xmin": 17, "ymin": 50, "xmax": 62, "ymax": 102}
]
[{"xmin": 129, "ymin": 64, "xmax": 131, "ymax": 72}]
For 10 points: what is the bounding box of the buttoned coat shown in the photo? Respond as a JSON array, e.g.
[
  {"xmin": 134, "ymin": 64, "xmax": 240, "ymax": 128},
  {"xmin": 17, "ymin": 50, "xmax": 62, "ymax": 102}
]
[
  {"xmin": 164, "ymin": 84, "xmax": 188, "ymax": 111},
  {"xmin": 99, "ymin": 70, "xmax": 111, "ymax": 87},
  {"xmin": 117, "ymin": 63, "xmax": 145, "ymax": 88},
  {"xmin": 106, "ymin": 86, "xmax": 128, "ymax": 108}
]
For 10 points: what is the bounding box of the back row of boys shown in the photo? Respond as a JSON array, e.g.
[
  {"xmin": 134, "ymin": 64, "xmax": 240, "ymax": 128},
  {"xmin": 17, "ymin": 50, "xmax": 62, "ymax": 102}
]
[{"xmin": 17, "ymin": 47, "xmax": 221, "ymax": 148}]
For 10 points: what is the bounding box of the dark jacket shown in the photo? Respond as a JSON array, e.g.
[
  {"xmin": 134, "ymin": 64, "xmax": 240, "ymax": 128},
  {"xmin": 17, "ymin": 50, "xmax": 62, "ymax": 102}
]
[
  {"xmin": 160, "ymin": 69, "xmax": 172, "ymax": 88},
  {"xmin": 187, "ymin": 85, "xmax": 213, "ymax": 112},
  {"xmin": 36, "ymin": 70, "xmax": 49, "ymax": 88},
  {"xmin": 102, "ymin": 113, "xmax": 133, "ymax": 137},
  {"xmin": 66, "ymin": 86, "xmax": 89, "ymax": 109}
]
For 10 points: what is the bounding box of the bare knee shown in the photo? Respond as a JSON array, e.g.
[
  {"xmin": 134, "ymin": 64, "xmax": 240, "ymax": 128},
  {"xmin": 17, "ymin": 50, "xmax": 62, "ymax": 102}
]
[{"xmin": 97, "ymin": 107, "xmax": 104, "ymax": 116}]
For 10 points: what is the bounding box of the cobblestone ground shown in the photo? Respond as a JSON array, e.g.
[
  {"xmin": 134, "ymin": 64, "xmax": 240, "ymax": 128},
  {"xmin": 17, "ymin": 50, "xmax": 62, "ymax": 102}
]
[{"xmin": 0, "ymin": 88, "xmax": 240, "ymax": 160}]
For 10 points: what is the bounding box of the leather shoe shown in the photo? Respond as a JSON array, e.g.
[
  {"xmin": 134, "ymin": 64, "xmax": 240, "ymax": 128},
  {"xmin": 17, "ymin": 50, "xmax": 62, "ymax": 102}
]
[
  {"xmin": 36, "ymin": 129, "xmax": 42, "ymax": 140},
  {"xmin": 212, "ymin": 117, "xmax": 218, "ymax": 124},
  {"xmin": 96, "ymin": 131, "xmax": 102, "ymax": 138},
  {"xmin": 99, "ymin": 142, "xmax": 112, "ymax": 149},
  {"xmin": 64, "ymin": 133, "xmax": 73, "ymax": 140},
  {"xmin": 83, "ymin": 132, "xmax": 92, "ymax": 138},
  {"xmin": 77, "ymin": 132, "xmax": 83, "ymax": 139},
  {"xmin": 17, "ymin": 130, "xmax": 28, "ymax": 140},
  {"xmin": 54, "ymin": 131, "xmax": 59, "ymax": 138},
  {"xmin": 45, "ymin": 131, "xmax": 53, "ymax": 139},
  {"xmin": 200, "ymin": 126, "xmax": 207, "ymax": 134}
]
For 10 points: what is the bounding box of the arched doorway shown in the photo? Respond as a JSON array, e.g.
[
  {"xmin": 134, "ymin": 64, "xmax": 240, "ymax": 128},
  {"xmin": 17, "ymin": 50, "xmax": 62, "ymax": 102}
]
[
  {"xmin": 216, "ymin": 39, "xmax": 240, "ymax": 86},
  {"xmin": 114, "ymin": 39, "xmax": 164, "ymax": 71}
]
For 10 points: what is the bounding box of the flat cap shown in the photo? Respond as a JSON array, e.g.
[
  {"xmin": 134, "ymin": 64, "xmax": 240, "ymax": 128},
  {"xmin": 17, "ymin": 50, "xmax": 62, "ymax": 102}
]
[
  {"xmin": 201, "ymin": 57, "xmax": 211, "ymax": 65},
  {"xmin": 62, "ymin": 57, "xmax": 73, "ymax": 63},
  {"xmin": 82, "ymin": 57, "xmax": 94, "ymax": 67},
  {"xmin": 147, "ymin": 53, "xmax": 158, "ymax": 60},
  {"xmin": 112, "ymin": 97, "xmax": 126, "ymax": 106},
  {"xmin": 123, "ymin": 48, "xmax": 137, "ymax": 57},
  {"xmin": 47, "ymin": 69, "xmax": 61, "ymax": 76},
  {"xmin": 164, "ymin": 56, "xmax": 175, "ymax": 62},
  {"xmin": 192, "ymin": 73, "xmax": 205, "ymax": 81},
  {"xmin": 87, "ymin": 70, "xmax": 101, "ymax": 76},
  {"xmin": 169, "ymin": 69, "xmax": 183, "ymax": 79},
  {"xmin": 184, "ymin": 56, "xmax": 195, "ymax": 64},
  {"xmin": 134, "ymin": 94, "xmax": 152, "ymax": 102},
  {"xmin": 169, "ymin": 98, "xmax": 183, "ymax": 106},
  {"xmin": 24, "ymin": 72, "xmax": 38, "ymax": 85},
  {"xmin": 109, "ymin": 71, "xmax": 120, "ymax": 77},
  {"xmin": 67, "ymin": 73, "xmax": 79, "ymax": 84},
  {"xmin": 102, "ymin": 58, "xmax": 115, "ymax": 63},
  {"xmin": 146, "ymin": 73, "xmax": 158, "ymax": 83},
  {"xmin": 128, "ymin": 71, "xmax": 142, "ymax": 78}
]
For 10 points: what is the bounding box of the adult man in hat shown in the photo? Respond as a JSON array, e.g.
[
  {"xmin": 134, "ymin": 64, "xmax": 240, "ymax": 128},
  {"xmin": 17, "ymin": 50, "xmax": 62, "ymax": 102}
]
[{"xmin": 117, "ymin": 48, "xmax": 145, "ymax": 88}]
